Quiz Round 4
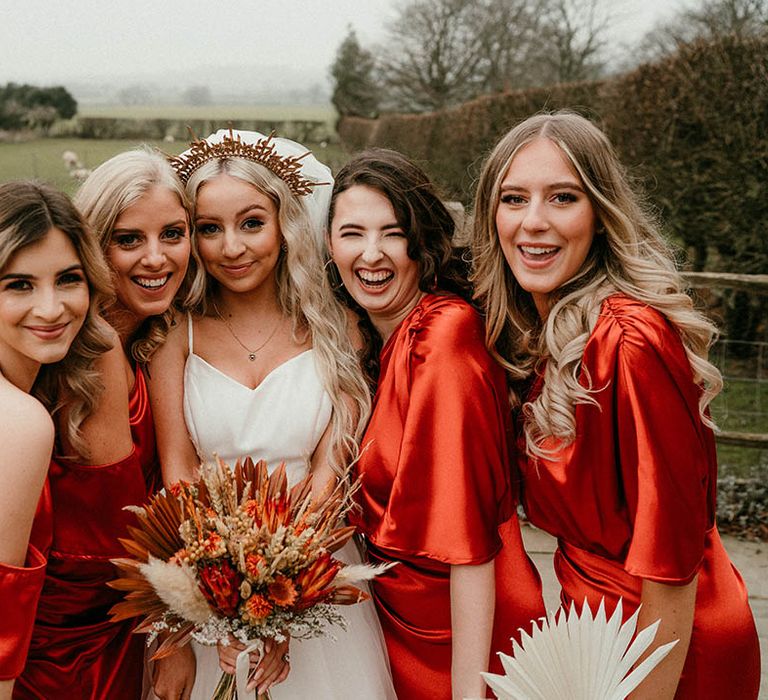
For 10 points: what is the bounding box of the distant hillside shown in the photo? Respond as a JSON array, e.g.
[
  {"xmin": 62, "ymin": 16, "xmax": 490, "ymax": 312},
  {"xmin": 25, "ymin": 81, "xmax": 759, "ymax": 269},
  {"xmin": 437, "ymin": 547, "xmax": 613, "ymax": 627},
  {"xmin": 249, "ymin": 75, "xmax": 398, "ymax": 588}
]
[
  {"xmin": 66, "ymin": 62, "xmax": 330, "ymax": 107},
  {"xmin": 77, "ymin": 104, "xmax": 336, "ymax": 123}
]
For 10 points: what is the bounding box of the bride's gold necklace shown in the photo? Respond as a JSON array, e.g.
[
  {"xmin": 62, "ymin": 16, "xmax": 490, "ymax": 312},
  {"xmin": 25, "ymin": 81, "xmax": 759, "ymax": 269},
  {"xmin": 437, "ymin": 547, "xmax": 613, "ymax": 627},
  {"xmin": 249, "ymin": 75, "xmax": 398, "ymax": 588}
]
[{"xmin": 212, "ymin": 300, "xmax": 282, "ymax": 362}]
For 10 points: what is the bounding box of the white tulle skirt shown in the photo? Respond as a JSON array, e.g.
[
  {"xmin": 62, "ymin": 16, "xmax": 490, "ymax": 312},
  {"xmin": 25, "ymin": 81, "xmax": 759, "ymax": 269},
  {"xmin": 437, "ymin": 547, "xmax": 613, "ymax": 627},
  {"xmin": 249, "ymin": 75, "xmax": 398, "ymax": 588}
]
[{"xmin": 187, "ymin": 538, "xmax": 396, "ymax": 700}]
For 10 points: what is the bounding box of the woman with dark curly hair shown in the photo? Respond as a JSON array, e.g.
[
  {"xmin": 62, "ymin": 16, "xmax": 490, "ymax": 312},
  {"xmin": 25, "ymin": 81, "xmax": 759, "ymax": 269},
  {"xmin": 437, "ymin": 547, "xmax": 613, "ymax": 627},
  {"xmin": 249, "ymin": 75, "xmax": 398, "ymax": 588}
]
[{"xmin": 327, "ymin": 149, "xmax": 544, "ymax": 700}]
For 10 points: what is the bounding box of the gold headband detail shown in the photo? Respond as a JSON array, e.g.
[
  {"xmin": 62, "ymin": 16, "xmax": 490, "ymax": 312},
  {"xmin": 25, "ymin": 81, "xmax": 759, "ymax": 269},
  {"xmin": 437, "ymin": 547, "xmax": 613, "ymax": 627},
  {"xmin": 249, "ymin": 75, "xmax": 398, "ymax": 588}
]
[{"xmin": 169, "ymin": 129, "xmax": 327, "ymax": 196}]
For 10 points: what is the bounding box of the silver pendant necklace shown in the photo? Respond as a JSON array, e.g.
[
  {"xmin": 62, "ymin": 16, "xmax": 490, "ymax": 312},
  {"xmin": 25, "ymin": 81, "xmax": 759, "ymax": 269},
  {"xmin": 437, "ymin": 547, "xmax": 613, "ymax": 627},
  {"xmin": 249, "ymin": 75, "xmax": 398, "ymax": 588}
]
[{"xmin": 212, "ymin": 300, "xmax": 282, "ymax": 361}]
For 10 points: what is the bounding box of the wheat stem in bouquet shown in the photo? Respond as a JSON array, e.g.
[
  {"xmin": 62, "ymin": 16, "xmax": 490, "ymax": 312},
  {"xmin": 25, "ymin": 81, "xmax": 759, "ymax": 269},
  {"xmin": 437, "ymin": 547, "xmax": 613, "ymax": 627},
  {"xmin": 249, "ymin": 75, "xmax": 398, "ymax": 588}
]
[
  {"xmin": 109, "ymin": 456, "xmax": 392, "ymax": 700},
  {"xmin": 482, "ymin": 598, "xmax": 678, "ymax": 700}
]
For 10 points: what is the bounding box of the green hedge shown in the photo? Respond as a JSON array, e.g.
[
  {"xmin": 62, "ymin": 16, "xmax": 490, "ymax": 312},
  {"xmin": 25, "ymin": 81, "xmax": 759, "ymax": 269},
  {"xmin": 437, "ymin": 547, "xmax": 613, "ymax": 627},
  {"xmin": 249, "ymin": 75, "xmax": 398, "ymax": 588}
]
[
  {"xmin": 340, "ymin": 80, "xmax": 605, "ymax": 201},
  {"xmin": 338, "ymin": 36, "xmax": 768, "ymax": 280}
]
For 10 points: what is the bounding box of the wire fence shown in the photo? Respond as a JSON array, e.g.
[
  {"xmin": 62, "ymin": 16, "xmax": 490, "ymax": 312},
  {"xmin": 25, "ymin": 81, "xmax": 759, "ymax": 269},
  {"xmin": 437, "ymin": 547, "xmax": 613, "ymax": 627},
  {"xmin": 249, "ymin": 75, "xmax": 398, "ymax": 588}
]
[
  {"xmin": 707, "ymin": 336, "xmax": 767, "ymax": 539},
  {"xmin": 711, "ymin": 339, "xmax": 767, "ymax": 426}
]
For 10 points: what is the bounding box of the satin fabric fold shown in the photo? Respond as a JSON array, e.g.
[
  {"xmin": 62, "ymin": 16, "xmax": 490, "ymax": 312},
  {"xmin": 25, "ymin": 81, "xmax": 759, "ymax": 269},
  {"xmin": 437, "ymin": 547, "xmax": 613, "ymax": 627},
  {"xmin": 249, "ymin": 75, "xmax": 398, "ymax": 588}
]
[
  {"xmin": 355, "ymin": 294, "xmax": 544, "ymax": 699},
  {"xmin": 0, "ymin": 545, "xmax": 47, "ymax": 681},
  {"xmin": 556, "ymin": 529, "xmax": 759, "ymax": 698},
  {"xmin": 15, "ymin": 367, "xmax": 158, "ymax": 700},
  {"xmin": 0, "ymin": 470, "xmax": 53, "ymax": 680},
  {"xmin": 517, "ymin": 295, "xmax": 760, "ymax": 698},
  {"xmin": 129, "ymin": 364, "xmax": 160, "ymax": 494}
]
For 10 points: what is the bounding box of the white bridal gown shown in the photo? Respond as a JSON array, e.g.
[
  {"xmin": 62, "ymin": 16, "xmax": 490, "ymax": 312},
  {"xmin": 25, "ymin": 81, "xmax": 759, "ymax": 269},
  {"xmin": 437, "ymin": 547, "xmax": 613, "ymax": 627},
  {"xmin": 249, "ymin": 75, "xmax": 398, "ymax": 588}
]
[{"xmin": 181, "ymin": 318, "xmax": 396, "ymax": 700}]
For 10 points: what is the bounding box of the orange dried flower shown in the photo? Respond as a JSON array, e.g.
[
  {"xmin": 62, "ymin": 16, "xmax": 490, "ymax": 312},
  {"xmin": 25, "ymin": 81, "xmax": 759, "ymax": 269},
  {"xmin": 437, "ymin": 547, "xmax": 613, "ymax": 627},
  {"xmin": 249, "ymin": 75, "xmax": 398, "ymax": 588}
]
[
  {"xmin": 245, "ymin": 553, "xmax": 266, "ymax": 579},
  {"xmin": 198, "ymin": 560, "xmax": 241, "ymax": 617},
  {"xmin": 244, "ymin": 499, "xmax": 260, "ymax": 520},
  {"xmin": 168, "ymin": 480, "xmax": 188, "ymax": 497},
  {"xmin": 202, "ymin": 532, "xmax": 224, "ymax": 557},
  {"xmin": 294, "ymin": 551, "xmax": 340, "ymax": 610},
  {"xmin": 244, "ymin": 594, "xmax": 273, "ymax": 621},
  {"xmin": 169, "ymin": 549, "xmax": 188, "ymax": 565},
  {"xmin": 268, "ymin": 575, "xmax": 298, "ymax": 607}
]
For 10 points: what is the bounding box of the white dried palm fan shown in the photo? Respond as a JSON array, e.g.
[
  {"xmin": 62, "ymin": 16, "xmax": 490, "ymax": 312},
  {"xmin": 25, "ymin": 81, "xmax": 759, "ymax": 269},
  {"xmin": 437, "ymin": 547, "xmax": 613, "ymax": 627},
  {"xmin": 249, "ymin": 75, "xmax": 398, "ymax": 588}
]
[{"xmin": 482, "ymin": 598, "xmax": 678, "ymax": 700}]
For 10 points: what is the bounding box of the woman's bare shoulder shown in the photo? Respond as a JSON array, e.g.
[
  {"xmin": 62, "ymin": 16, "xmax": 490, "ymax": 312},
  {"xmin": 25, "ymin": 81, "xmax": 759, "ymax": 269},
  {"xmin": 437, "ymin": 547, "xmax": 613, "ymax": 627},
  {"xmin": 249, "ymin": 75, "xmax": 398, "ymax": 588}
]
[
  {"xmin": 93, "ymin": 324, "xmax": 131, "ymax": 389},
  {"xmin": 0, "ymin": 383, "xmax": 54, "ymax": 446},
  {"xmin": 152, "ymin": 310, "xmax": 192, "ymax": 361}
]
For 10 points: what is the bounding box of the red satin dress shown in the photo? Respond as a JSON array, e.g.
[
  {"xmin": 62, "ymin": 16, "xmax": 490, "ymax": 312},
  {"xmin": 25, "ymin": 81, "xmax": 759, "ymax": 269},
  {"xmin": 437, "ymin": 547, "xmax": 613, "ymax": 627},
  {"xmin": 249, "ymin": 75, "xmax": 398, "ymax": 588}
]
[
  {"xmin": 517, "ymin": 295, "xmax": 761, "ymax": 699},
  {"xmin": 14, "ymin": 366, "xmax": 159, "ymax": 700},
  {"xmin": 0, "ymin": 483, "xmax": 52, "ymax": 682},
  {"xmin": 354, "ymin": 293, "xmax": 545, "ymax": 700}
]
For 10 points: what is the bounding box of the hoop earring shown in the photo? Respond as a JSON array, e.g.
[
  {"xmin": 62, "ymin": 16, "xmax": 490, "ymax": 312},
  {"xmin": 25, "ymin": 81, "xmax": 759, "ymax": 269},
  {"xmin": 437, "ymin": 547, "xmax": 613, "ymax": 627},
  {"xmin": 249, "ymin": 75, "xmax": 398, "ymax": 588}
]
[{"xmin": 324, "ymin": 258, "xmax": 344, "ymax": 291}]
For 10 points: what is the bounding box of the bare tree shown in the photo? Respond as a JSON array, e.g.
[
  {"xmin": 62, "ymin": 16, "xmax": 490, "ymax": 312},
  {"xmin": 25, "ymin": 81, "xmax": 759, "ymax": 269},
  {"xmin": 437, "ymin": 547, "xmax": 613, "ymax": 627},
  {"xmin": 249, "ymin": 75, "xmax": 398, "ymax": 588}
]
[
  {"xmin": 693, "ymin": 0, "xmax": 768, "ymax": 36},
  {"xmin": 116, "ymin": 84, "xmax": 154, "ymax": 106},
  {"xmin": 637, "ymin": 0, "xmax": 767, "ymax": 60},
  {"xmin": 182, "ymin": 85, "xmax": 212, "ymax": 106},
  {"xmin": 377, "ymin": 0, "xmax": 488, "ymax": 111},
  {"xmin": 480, "ymin": 0, "xmax": 553, "ymax": 91},
  {"xmin": 373, "ymin": 0, "xmax": 611, "ymax": 112},
  {"xmin": 538, "ymin": 0, "xmax": 613, "ymax": 83}
]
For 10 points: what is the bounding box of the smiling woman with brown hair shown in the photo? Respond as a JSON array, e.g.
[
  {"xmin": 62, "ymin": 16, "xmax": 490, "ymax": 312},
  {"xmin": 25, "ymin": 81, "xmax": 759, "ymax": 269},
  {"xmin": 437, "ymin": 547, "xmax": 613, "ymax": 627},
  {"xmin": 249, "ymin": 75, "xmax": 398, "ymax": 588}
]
[
  {"xmin": 0, "ymin": 181, "xmax": 112, "ymax": 700},
  {"xmin": 13, "ymin": 150, "xmax": 197, "ymax": 700}
]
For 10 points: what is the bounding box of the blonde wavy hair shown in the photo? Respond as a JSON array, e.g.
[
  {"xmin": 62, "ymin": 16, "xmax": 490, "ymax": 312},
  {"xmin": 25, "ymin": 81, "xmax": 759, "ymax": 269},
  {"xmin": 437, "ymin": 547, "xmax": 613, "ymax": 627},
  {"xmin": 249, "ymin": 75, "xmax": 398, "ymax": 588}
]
[
  {"xmin": 0, "ymin": 181, "xmax": 114, "ymax": 457},
  {"xmin": 471, "ymin": 111, "xmax": 722, "ymax": 460},
  {"xmin": 74, "ymin": 147, "xmax": 203, "ymax": 364},
  {"xmin": 186, "ymin": 158, "xmax": 371, "ymax": 479}
]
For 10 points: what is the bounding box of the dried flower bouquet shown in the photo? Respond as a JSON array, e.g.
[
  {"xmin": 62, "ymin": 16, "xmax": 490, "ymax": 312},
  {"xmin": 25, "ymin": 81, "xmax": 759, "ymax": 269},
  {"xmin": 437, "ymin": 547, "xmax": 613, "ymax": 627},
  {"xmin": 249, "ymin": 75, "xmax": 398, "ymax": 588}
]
[{"xmin": 109, "ymin": 456, "xmax": 387, "ymax": 699}]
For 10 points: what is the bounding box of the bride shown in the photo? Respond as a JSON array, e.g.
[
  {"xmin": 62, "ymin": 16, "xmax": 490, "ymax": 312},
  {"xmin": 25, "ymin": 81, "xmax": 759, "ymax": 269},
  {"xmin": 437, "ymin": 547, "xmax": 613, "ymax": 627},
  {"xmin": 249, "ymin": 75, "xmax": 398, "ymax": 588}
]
[{"xmin": 147, "ymin": 129, "xmax": 396, "ymax": 700}]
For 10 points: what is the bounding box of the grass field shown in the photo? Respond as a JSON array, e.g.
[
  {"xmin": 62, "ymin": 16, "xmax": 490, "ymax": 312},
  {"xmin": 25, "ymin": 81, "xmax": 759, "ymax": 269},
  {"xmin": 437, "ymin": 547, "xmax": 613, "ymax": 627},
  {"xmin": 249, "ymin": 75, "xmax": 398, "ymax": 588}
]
[
  {"xmin": 0, "ymin": 138, "xmax": 347, "ymax": 195},
  {"xmin": 79, "ymin": 104, "xmax": 337, "ymax": 125},
  {"xmin": 712, "ymin": 379, "xmax": 767, "ymax": 433},
  {"xmin": 711, "ymin": 378, "xmax": 768, "ymax": 477},
  {"xmin": 0, "ymin": 103, "xmax": 340, "ymax": 194},
  {"xmin": 0, "ymin": 139, "xmax": 186, "ymax": 194}
]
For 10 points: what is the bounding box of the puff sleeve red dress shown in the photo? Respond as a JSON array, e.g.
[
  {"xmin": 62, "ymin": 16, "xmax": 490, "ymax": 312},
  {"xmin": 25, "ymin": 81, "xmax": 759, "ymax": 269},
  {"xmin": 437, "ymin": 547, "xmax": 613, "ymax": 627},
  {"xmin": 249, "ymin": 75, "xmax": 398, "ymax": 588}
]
[
  {"xmin": 14, "ymin": 366, "xmax": 158, "ymax": 700},
  {"xmin": 354, "ymin": 293, "xmax": 545, "ymax": 699},
  {"xmin": 517, "ymin": 295, "xmax": 760, "ymax": 698}
]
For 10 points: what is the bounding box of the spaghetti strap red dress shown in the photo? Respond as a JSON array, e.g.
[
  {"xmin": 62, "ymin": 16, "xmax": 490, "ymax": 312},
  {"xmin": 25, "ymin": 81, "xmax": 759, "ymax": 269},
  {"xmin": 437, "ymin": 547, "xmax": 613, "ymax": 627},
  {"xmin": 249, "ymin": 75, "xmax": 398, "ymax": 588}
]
[
  {"xmin": 517, "ymin": 295, "xmax": 760, "ymax": 699},
  {"xmin": 14, "ymin": 366, "xmax": 158, "ymax": 700},
  {"xmin": 354, "ymin": 293, "xmax": 545, "ymax": 700}
]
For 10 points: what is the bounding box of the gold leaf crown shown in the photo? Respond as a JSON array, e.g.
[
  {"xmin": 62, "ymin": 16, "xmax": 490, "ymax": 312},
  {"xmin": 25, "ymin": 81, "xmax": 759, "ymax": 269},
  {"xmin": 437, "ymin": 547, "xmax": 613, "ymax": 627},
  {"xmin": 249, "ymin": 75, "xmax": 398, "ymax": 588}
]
[{"xmin": 169, "ymin": 129, "xmax": 326, "ymax": 196}]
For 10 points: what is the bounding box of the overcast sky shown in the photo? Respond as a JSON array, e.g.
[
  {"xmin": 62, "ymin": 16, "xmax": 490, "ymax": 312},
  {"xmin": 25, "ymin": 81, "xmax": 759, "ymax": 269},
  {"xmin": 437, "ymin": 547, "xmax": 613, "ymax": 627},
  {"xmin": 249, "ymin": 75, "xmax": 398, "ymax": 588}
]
[{"xmin": 1, "ymin": 0, "xmax": 700, "ymax": 93}]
